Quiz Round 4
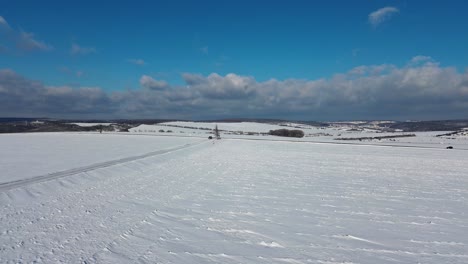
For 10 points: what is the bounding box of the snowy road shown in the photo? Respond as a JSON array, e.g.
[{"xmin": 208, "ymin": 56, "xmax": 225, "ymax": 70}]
[{"xmin": 1, "ymin": 138, "xmax": 467, "ymax": 263}]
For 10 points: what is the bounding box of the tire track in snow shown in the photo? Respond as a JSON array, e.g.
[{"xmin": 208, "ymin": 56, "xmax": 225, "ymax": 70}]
[{"xmin": 0, "ymin": 139, "xmax": 207, "ymax": 192}]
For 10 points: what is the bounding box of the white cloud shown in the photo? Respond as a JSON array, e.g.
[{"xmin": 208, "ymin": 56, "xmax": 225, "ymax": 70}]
[
  {"xmin": 200, "ymin": 46, "xmax": 209, "ymax": 54},
  {"xmin": 128, "ymin": 59, "xmax": 146, "ymax": 66},
  {"xmin": 0, "ymin": 16, "xmax": 52, "ymax": 53},
  {"xmin": 409, "ymin": 55, "xmax": 432, "ymax": 64},
  {"xmin": 369, "ymin": 7, "xmax": 399, "ymax": 27},
  {"xmin": 71, "ymin": 43, "xmax": 96, "ymax": 55},
  {"xmin": 17, "ymin": 31, "xmax": 53, "ymax": 51},
  {"xmin": 183, "ymin": 73, "xmax": 256, "ymax": 99},
  {"xmin": 0, "ymin": 16, "xmax": 10, "ymax": 28},
  {"xmin": 410, "ymin": 55, "xmax": 432, "ymax": 63},
  {"xmin": 140, "ymin": 75, "xmax": 169, "ymax": 90}
]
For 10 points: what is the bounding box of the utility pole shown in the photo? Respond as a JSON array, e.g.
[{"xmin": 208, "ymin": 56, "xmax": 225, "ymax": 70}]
[{"xmin": 214, "ymin": 124, "xmax": 221, "ymax": 139}]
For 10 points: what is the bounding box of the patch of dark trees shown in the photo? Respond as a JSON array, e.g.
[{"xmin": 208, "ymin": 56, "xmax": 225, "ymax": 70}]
[
  {"xmin": 335, "ymin": 134, "xmax": 416, "ymax": 141},
  {"xmin": 435, "ymin": 130, "xmax": 467, "ymax": 137},
  {"xmin": 162, "ymin": 124, "xmax": 213, "ymax": 131},
  {"xmin": 268, "ymin": 129, "xmax": 305, "ymax": 138},
  {"xmin": 381, "ymin": 120, "xmax": 468, "ymax": 132},
  {"xmin": 0, "ymin": 121, "xmax": 132, "ymax": 133},
  {"xmin": 62, "ymin": 119, "xmax": 178, "ymax": 125}
]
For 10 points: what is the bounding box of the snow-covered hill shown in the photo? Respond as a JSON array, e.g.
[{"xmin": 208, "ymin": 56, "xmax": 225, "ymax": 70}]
[{"xmin": 129, "ymin": 121, "xmax": 468, "ymax": 149}]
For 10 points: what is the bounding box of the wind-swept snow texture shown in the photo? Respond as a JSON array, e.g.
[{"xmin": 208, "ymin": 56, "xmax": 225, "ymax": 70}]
[{"xmin": 1, "ymin": 138, "xmax": 467, "ymax": 263}]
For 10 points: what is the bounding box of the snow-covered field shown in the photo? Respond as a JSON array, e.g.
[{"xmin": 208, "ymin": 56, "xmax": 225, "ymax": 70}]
[
  {"xmin": 0, "ymin": 133, "xmax": 202, "ymax": 184},
  {"xmin": 1, "ymin": 130, "xmax": 467, "ymax": 263},
  {"xmin": 129, "ymin": 121, "xmax": 468, "ymax": 149}
]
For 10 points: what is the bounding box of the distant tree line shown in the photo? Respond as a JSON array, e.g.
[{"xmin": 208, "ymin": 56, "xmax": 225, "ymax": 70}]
[
  {"xmin": 335, "ymin": 134, "xmax": 416, "ymax": 141},
  {"xmin": 0, "ymin": 121, "xmax": 130, "ymax": 133}
]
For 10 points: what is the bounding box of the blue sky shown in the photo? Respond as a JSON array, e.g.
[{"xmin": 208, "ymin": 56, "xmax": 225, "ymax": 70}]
[{"xmin": 1, "ymin": 1, "xmax": 468, "ymax": 120}]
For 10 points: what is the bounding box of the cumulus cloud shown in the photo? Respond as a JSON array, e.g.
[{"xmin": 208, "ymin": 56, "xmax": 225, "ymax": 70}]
[
  {"xmin": 16, "ymin": 31, "xmax": 53, "ymax": 51},
  {"xmin": 183, "ymin": 73, "xmax": 256, "ymax": 99},
  {"xmin": 369, "ymin": 7, "xmax": 399, "ymax": 27},
  {"xmin": 140, "ymin": 75, "xmax": 169, "ymax": 90},
  {"xmin": 408, "ymin": 55, "xmax": 440, "ymax": 66},
  {"xmin": 410, "ymin": 55, "xmax": 432, "ymax": 63},
  {"xmin": 2, "ymin": 57, "xmax": 468, "ymax": 120},
  {"xmin": 0, "ymin": 17, "xmax": 52, "ymax": 52},
  {"xmin": 128, "ymin": 59, "xmax": 146, "ymax": 66},
  {"xmin": 71, "ymin": 43, "xmax": 96, "ymax": 55}
]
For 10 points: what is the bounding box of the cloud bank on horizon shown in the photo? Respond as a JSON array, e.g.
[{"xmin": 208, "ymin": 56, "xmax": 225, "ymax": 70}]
[
  {"xmin": 1, "ymin": 2, "xmax": 468, "ymax": 121},
  {"xmin": 1, "ymin": 56, "xmax": 467, "ymax": 120}
]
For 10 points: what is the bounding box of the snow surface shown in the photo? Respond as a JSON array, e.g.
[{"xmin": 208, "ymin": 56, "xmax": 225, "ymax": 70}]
[
  {"xmin": 0, "ymin": 133, "xmax": 202, "ymax": 184},
  {"xmin": 1, "ymin": 133, "xmax": 468, "ymax": 263}
]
